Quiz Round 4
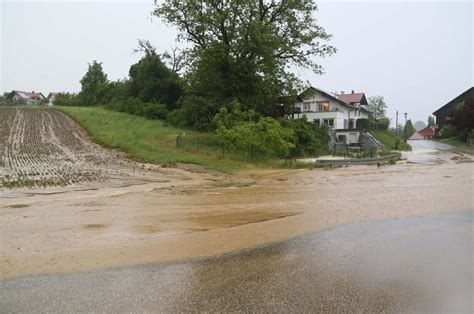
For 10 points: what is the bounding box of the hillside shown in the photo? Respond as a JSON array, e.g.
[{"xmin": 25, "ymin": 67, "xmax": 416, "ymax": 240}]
[
  {"xmin": 369, "ymin": 130, "xmax": 411, "ymax": 151},
  {"xmin": 56, "ymin": 106, "xmax": 252, "ymax": 173}
]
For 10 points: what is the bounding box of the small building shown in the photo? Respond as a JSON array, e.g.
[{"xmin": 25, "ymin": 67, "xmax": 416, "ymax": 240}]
[
  {"xmin": 7, "ymin": 90, "xmax": 46, "ymax": 105},
  {"xmin": 433, "ymin": 87, "xmax": 474, "ymax": 130},
  {"xmin": 418, "ymin": 126, "xmax": 435, "ymax": 139},
  {"xmin": 291, "ymin": 87, "xmax": 371, "ymax": 144},
  {"xmin": 46, "ymin": 92, "xmax": 60, "ymax": 106}
]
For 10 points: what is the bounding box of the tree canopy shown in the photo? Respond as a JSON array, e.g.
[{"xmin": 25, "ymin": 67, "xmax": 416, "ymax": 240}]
[
  {"xmin": 79, "ymin": 60, "xmax": 109, "ymax": 106},
  {"xmin": 403, "ymin": 119, "xmax": 416, "ymax": 138},
  {"xmin": 367, "ymin": 96, "xmax": 387, "ymax": 121},
  {"xmin": 427, "ymin": 115, "xmax": 435, "ymax": 127},
  {"xmin": 154, "ymin": 0, "xmax": 336, "ymax": 124},
  {"xmin": 128, "ymin": 40, "xmax": 183, "ymax": 110}
]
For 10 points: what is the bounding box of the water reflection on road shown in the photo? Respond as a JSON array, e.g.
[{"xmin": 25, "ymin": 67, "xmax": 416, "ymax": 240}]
[
  {"xmin": 2, "ymin": 210, "xmax": 472, "ymax": 312},
  {"xmin": 405, "ymin": 140, "xmax": 456, "ymax": 164}
]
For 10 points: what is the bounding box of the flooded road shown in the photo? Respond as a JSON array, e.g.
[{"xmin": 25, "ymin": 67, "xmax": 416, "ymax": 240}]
[
  {"xmin": 405, "ymin": 139, "xmax": 463, "ymax": 165},
  {"xmin": 1, "ymin": 140, "xmax": 473, "ymax": 278},
  {"xmin": 2, "ymin": 210, "xmax": 472, "ymax": 312}
]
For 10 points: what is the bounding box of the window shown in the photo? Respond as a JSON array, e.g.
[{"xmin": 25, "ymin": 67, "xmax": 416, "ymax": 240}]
[
  {"xmin": 323, "ymin": 118, "xmax": 334, "ymax": 129},
  {"xmin": 313, "ymin": 119, "xmax": 320, "ymax": 126},
  {"xmin": 303, "ymin": 103, "xmax": 311, "ymax": 111},
  {"xmin": 318, "ymin": 101, "xmax": 330, "ymax": 112}
]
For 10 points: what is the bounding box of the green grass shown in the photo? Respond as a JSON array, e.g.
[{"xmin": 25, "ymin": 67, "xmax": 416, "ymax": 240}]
[
  {"xmin": 55, "ymin": 106, "xmax": 253, "ymax": 173},
  {"xmin": 369, "ymin": 130, "xmax": 411, "ymax": 151},
  {"xmin": 436, "ymin": 137, "xmax": 473, "ymax": 152}
]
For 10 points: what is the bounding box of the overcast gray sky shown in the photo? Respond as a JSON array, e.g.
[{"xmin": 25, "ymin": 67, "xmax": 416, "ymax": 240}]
[{"xmin": 1, "ymin": 0, "xmax": 472, "ymax": 124}]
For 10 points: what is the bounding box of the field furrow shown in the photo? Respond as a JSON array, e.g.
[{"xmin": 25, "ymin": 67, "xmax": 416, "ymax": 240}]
[{"xmin": 0, "ymin": 108, "xmax": 132, "ymax": 188}]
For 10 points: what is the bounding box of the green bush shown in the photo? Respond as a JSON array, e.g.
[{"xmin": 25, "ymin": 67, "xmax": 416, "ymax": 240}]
[
  {"xmin": 53, "ymin": 93, "xmax": 82, "ymax": 106},
  {"xmin": 105, "ymin": 97, "xmax": 168, "ymax": 120},
  {"xmin": 168, "ymin": 95, "xmax": 220, "ymax": 131},
  {"xmin": 279, "ymin": 117, "xmax": 329, "ymax": 157},
  {"xmin": 216, "ymin": 117, "xmax": 295, "ymax": 159},
  {"xmin": 439, "ymin": 124, "xmax": 456, "ymax": 138},
  {"xmin": 356, "ymin": 118, "xmax": 369, "ymax": 130},
  {"xmin": 376, "ymin": 117, "xmax": 390, "ymax": 130}
]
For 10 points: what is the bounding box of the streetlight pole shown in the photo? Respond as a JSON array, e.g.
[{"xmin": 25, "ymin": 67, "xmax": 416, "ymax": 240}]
[{"xmin": 404, "ymin": 112, "xmax": 408, "ymax": 143}]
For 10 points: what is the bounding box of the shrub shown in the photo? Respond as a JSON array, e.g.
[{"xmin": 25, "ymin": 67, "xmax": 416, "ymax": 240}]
[
  {"xmin": 376, "ymin": 117, "xmax": 390, "ymax": 130},
  {"xmin": 216, "ymin": 117, "xmax": 295, "ymax": 159},
  {"xmin": 439, "ymin": 124, "xmax": 456, "ymax": 138},
  {"xmin": 105, "ymin": 97, "xmax": 168, "ymax": 120},
  {"xmin": 168, "ymin": 95, "xmax": 220, "ymax": 131},
  {"xmin": 279, "ymin": 117, "xmax": 329, "ymax": 157},
  {"xmin": 356, "ymin": 118, "xmax": 369, "ymax": 130},
  {"xmin": 53, "ymin": 93, "xmax": 82, "ymax": 106}
]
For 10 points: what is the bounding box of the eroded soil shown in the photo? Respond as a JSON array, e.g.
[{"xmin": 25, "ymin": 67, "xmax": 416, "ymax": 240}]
[{"xmin": 0, "ymin": 107, "xmax": 195, "ymax": 189}]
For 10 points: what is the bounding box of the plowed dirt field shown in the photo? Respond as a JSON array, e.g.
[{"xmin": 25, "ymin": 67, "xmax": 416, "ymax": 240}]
[{"xmin": 0, "ymin": 107, "xmax": 153, "ymax": 188}]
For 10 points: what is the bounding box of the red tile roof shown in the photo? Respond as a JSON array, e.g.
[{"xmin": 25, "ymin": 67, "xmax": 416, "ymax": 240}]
[
  {"xmin": 409, "ymin": 132, "xmax": 424, "ymax": 140},
  {"xmin": 336, "ymin": 93, "xmax": 365, "ymax": 104},
  {"xmin": 418, "ymin": 126, "xmax": 435, "ymax": 137}
]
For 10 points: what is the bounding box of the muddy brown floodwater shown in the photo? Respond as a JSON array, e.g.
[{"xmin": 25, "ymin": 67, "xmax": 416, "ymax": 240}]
[
  {"xmin": 1, "ymin": 121, "xmax": 472, "ymax": 279},
  {"xmin": 0, "ymin": 109, "xmax": 472, "ymax": 311},
  {"xmin": 1, "ymin": 210, "xmax": 471, "ymax": 312}
]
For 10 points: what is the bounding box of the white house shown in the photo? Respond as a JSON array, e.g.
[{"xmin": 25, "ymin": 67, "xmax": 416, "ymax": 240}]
[
  {"xmin": 7, "ymin": 90, "xmax": 46, "ymax": 105},
  {"xmin": 46, "ymin": 92, "xmax": 60, "ymax": 106},
  {"xmin": 291, "ymin": 87, "xmax": 371, "ymax": 144}
]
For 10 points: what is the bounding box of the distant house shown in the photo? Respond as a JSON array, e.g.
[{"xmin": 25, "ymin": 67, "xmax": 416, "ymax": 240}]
[
  {"xmin": 433, "ymin": 87, "xmax": 474, "ymax": 130},
  {"xmin": 409, "ymin": 126, "xmax": 435, "ymax": 140},
  {"xmin": 46, "ymin": 93, "xmax": 60, "ymax": 106},
  {"xmin": 7, "ymin": 90, "xmax": 46, "ymax": 105},
  {"xmin": 418, "ymin": 126, "xmax": 435, "ymax": 139},
  {"xmin": 290, "ymin": 87, "xmax": 371, "ymax": 144}
]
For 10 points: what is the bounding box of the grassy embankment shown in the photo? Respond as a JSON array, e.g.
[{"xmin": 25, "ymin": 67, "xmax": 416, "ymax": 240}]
[
  {"xmin": 56, "ymin": 107, "xmax": 265, "ymax": 173},
  {"xmin": 369, "ymin": 130, "xmax": 411, "ymax": 151},
  {"xmin": 435, "ymin": 137, "xmax": 473, "ymax": 153}
]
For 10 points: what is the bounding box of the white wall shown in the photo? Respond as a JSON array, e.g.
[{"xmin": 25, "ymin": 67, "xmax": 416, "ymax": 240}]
[{"xmin": 294, "ymin": 90, "xmax": 370, "ymax": 129}]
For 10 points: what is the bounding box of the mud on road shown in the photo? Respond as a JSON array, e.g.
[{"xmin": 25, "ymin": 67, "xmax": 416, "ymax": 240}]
[{"xmin": 0, "ymin": 109, "xmax": 472, "ymax": 279}]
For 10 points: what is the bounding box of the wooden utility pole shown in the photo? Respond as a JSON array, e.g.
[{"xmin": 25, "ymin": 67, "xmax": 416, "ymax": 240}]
[{"xmin": 396, "ymin": 110, "xmax": 399, "ymax": 136}]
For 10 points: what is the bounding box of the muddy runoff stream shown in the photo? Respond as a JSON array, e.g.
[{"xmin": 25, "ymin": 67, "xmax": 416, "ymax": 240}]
[
  {"xmin": 2, "ymin": 209, "xmax": 471, "ymax": 312},
  {"xmin": 1, "ymin": 141, "xmax": 472, "ymax": 279}
]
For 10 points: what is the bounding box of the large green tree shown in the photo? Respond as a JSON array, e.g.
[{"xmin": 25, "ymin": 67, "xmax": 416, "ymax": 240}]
[
  {"xmin": 128, "ymin": 40, "xmax": 183, "ymax": 110},
  {"xmin": 79, "ymin": 60, "xmax": 109, "ymax": 106},
  {"xmin": 154, "ymin": 0, "xmax": 336, "ymax": 125},
  {"xmin": 367, "ymin": 96, "xmax": 387, "ymax": 121},
  {"xmin": 403, "ymin": 119, "xmax": 416, "ymax": 139},
  {"xmin": 427, "ymin": 115, "xmax": 435, "ymax": 127}
]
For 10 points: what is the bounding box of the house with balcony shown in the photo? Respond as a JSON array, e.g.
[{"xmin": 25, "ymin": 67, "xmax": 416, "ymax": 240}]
[{"xmin": 291, "ymin": 87, "xmax": 371, "ymax": 144}]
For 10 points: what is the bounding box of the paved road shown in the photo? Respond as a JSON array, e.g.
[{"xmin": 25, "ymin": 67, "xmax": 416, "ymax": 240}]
[{"xmin": 1, "ymin": 210, "xmax": 472, "ymax": 313}]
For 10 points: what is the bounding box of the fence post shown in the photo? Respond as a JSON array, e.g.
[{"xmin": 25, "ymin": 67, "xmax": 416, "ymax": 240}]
[{"xmin": 176, "ymin": 135, "xmax": 181, "ymax": 148}]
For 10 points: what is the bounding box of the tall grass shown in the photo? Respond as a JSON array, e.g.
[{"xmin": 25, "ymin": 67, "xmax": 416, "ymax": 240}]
[
  {"xmin": 369, "ymin": 130, "xmax": 411, "ymax": 151},
  {"xmin": 56, "ymin": 107, "xmax": 251, "ymax": 173}
]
